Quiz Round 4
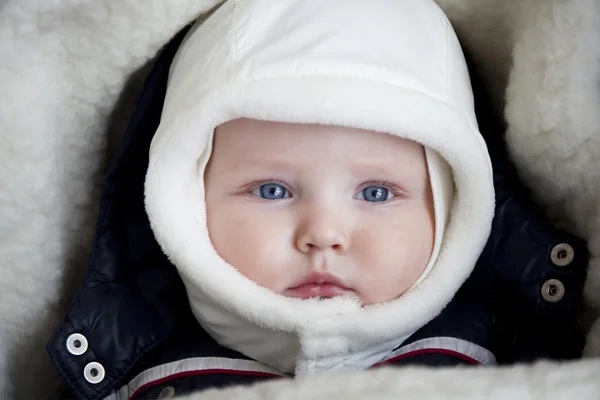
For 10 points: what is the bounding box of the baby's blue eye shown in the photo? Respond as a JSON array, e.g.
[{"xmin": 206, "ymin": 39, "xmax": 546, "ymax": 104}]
[
  {"xmin": 255, "ymin": 183, "xmax": 289, "ymax": 200},
  {"xmin": 357, "ymin": 186, "xmax": 393, "ymax": 202}
]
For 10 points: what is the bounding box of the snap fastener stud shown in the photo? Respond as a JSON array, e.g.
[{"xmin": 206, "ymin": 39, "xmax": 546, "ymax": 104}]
[
  {"xmin": 84, "ymin": 362, "xmax": 105, "ymax": 384},
  {"xmin": 550, "ymin": 243, "xmax": 574, "ymax": 267},
  {"xmin": 541, "ymin": 279, "xmax": 565, "ymax": 303},
  {"xmin": 66, "ymin": 333, "xmax": 88, "ymax": 356},
  {"xmin": 158, "ymin": 385, "xmax": 176, "ymax": 399}
]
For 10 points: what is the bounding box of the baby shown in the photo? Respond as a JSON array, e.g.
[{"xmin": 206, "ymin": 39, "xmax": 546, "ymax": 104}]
[
  {"xmin": 47, "ymin": 0, "xmax": 588, "ymax": 398},
  {"xmin": 145, "ymin": 0, "xmax": 494, "ymax": 375}
]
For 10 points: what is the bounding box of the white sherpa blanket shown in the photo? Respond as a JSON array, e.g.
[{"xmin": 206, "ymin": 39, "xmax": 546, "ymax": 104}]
[
  {"xmin": 1, "ymin": 0, "xmax": 600, "ymax": 399},
  {"xmin": 183, "ymin": 360, "xmax": 600, "ymax": 400}
]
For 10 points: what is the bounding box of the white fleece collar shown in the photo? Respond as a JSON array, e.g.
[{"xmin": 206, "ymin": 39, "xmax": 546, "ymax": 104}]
[{"xmin": 145, "ymin": 0, "xmax": 494, "ymax": 374}]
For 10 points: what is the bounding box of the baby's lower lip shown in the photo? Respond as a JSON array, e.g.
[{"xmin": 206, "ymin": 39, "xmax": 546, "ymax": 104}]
[{"xmin": 284, "ymin": 283, "xmax": 350, "ymax": 299}]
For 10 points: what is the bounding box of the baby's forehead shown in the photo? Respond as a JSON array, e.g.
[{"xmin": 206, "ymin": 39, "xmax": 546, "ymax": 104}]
[
  {"xmin": 214, "ymin": 118, "xmax": 425, "ymax": 153},
  {"xmin": 210, "ymin": 119, "xmax": 428, "ymax": 178}
]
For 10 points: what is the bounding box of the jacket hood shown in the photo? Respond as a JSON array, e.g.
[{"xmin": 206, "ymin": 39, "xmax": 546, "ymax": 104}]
[{"xmin": 145, "ymin": 0, "xmax": 494, "ymax": 374}]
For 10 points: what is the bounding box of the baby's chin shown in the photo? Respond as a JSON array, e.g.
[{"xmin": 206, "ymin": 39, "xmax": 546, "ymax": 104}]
[
  {"xmin": 298, "ymin": 289, "xmax": 411, "ymax": 309},
  {"xmin": 282, "ymin": 291, "xmax": 364, "ymax": 307}
]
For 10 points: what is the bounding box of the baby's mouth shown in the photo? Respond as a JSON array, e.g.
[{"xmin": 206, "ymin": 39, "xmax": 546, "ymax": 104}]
[{"xmin": 284, "ymin": 271, "xmax": 351, "ymax": 299}]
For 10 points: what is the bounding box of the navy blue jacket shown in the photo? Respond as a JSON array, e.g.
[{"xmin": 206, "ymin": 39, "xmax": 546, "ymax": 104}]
[{"xmin": 47, "ymin": 27, "xmax": 588, "ymax": 400}]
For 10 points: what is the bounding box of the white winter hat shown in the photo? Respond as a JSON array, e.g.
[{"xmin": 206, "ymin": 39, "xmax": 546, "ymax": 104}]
[{"xmin": 145, "ymin": 0, "xmax": 494, "ymax": 374}]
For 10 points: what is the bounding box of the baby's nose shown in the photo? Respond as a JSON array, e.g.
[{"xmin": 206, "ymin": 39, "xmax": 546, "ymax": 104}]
[
  {"xmin": 295, "ymin": 211, "xmax": 349, "ymax": 254},
  {"xmin": 297, "ymin": 234, "xmax": 347, "ymax": 254}
]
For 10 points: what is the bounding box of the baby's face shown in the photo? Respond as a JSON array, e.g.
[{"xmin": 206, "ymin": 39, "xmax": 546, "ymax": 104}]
[{"xmin": 205, "ymin": 119, "xmax": 434, "ymax": 305}]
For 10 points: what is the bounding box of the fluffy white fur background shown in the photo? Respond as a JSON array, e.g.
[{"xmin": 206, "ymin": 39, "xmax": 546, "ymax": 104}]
[
  {"xmin": 183, "ymin": 360, "xmax": 600, "ymax": 400},
  {"xmin": 1, "ymin": 0, "xmax": 599, "ymax": 399}
]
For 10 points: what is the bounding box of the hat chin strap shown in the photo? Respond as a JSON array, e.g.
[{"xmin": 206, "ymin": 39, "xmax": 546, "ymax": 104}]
[{"xmin": 410, "ymin": 147, "xmax": 454, "ymax": 289}]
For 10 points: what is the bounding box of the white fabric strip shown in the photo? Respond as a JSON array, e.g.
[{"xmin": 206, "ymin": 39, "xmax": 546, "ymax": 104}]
[
  {"xmin": 102, "ymin": 357, "xmax": 283, "ymax": 400},
  {"xmin": 378, "ymin": 337, "xmax": 497, "ymax": 365},
  {"xmin": 100, "ymin": 338, "xmax": 495, "ymax": 399}
]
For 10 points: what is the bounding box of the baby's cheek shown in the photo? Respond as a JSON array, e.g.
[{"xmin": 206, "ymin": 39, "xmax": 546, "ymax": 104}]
[
  {"xmin": 353, "ymin": 207, "xmax": 433, "ymax": 304},
  {"xmin": 207, "ymin": 204, "xmax": 291, "ymax": 291}
]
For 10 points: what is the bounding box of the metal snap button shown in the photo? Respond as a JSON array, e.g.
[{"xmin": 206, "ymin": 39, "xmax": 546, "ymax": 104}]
[
  {"xmin": 157, "ymin": 386, "xmax": 176, "ymax": 399},
  {"xmin": 550, "ymin": 243, "xmax": 574, "ymax": 267},
  {"xmin": 84, "ymin": 362, "xmax": 106, "ymax": 384},
  {"xmin": 541, "ymin": 279, "xmax": 565, "ymax": 303},
  {"xmin": 65, "ymin": 333, "xmax": 88, "ymax": 356}
]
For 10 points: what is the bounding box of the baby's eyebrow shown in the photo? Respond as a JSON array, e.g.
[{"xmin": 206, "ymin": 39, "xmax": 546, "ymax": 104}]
[
  {"xmin": 229, "ymin": 154, "xmax": 294, "ymax": 171},
  {"xmin": 227, "ymin": 154, "xmax": 423, "ymax": 179},
  {"xmin": 348, "ymin": 157, "xmax": 422, "ymax": 178},
  {"xmin": 349, "ymin": 162, "xmax": 398, "ymax": 176}
]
